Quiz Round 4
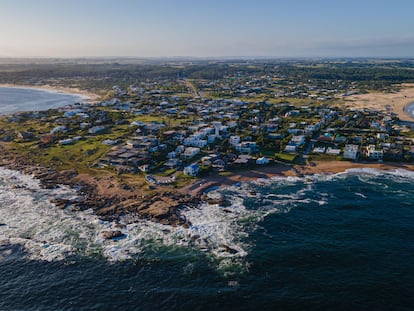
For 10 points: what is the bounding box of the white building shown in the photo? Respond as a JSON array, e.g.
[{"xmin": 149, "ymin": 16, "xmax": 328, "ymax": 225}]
[
  {"xmin": 289, "ymin": 135, "xmax": 306, "ymax": 147},
  {"xmin": 182, "ymin": 147, "xmax": 200, "ymax": 159},
  {"xmin": 183, "ymin": 137, "xmax": 207, "ymax": 148},
  {"xmin": 229, "ymin": 136, "xmax": 241, "ymax": 146},
  {"xmin": 167, "ymin": 151, "xmax": 177, "ymax": 159},
  {"xmin": 235, "ymin": 141, "xmax": 257, "ymax": 154},
  {"xmin": 326, "ymin": 147, "xmax": 341, "ymax": 156},
  {"xmin": 88, "ymin": 126, "xmax": 106, "ymax": 134},
  {"xmin": 365, "ymin": 145, "xmax": 383, "ymax": 160},
  {"xmin": 211, "ymin": 121, "xmax": 222, "ymax": 136},
  {"xmin": 183, "ymin": 164, "xmax": 200, "ymax": 177},
  {"xmin": 312, "ymin": 147, "xmax": 326, "ymax": 154},
  {"xmin": 51, "ymin": 126, "xmax": 67, "ymax": 134},
  {"xmin": 284, "ymin": 145, "xmax": 297, "ymax": 153},
  {"xmin": 343, "ymin": 144, "xmax": 359, "ymax": 160}
]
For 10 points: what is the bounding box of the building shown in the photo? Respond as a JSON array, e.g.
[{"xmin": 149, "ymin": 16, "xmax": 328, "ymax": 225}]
[
  {"xmin": 182, "ymin": 147, "xmax": 200, "ymax": 159},
  {"xmin": 184, "ymin": 163, "xmax": 200, "ymax": 176},
  {"xmin": 235, "ymin": 141, "xmax": 257, "ymax": 153},
  {"xmin": 229, "ymin": 135, "xmax": 241, "ymax": 146},
  {"xmin": 343, "ymin": 144, "xmax": 359, "ymax": 160},
  {"xmin": 284, "ymin": 145, "xmax": 297, "ymax": 152},
  {"xmin": 183, "ymin": 137, "xmax": 207, "ymax": 148},
  {"xmin": 289, "ymin": 135, "xmax": 306, "ymax": 147},
  {"xmin": 312, "ymin": 147, "xmax": 326, "ymax": 154},
  {"xmin": 88, "ymin": 126, "xmax": 106, "ymax": 134},
  {"xmin": 326, "ymin": 147, "xmax": 341, "ymax": 156},
  {"xmin": 365, "ymin": 145, "xmax": 383, "ymax": 160}
]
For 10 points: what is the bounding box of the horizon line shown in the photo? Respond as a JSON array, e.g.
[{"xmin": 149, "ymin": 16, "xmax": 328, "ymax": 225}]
[{"xmin": 1, "ymin": 56, "xmax": 414, "ymax": 61}]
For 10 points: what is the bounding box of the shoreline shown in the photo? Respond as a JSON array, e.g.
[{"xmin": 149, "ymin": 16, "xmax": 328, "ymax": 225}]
[
  {"xmin": 1, "ymin": 141, "xmax": 413, "ymax": 226},
  {"xmin": 0, "ymin": 83, "xmax": 101, "ymax": 103},
  {"xmin": 185, "ymin": 161, "xmax": 414, "ymax": 196}
]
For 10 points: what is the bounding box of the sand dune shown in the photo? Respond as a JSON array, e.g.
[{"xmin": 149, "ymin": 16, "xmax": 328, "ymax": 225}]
[{"xmin": 344, "ymin": 83, "xmax": 414, "ymax": 122}]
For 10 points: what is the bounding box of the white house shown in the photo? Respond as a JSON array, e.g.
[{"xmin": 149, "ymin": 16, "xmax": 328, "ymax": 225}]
[
  {"xmin": 284, "ymin": 145, "xmax": 297, "ymax": 152},
  {"xmin": 365, "ymin": 145, "xmax": 383, "ymax": 160},
  {"xmin": 289, "ymin": 135, "xmax": 306, "ymax": 147},
  {"xmin": 227, "ymin": 121, "xmax": 238, "ymax": 128},
  {"xmin": 182, "ymin": 147, "xmax": 200, "ymax": 159},
  {"xmin": 343, "ymin": 144, "xmax": 359, "ymax": 160},
  {"xmin": 326, "ymin": 147, "xmax": 341, "ymax": 156},
  {"xmin": 312, "ymin": 147, "xmax": 326, "ymax": 154},
  {"xmin": 88, "ymin": 126, "xmax": 106, "ymax": 134},
  {"xmin": 167, "ymin": 151, "xmax": 177, "ymax": 159},
  {"xmin": 235, "ymin": 141, "xmax": 257, "ymax": 153},
  {"xmin": 183, "ymin": 137, "xmax": 207, "ymax": 148},
  {"xmin": 51, "ymin": 126, "xmax": 67, "ymax": 134},
  {"xmin": 229, "ymin": 135, "xmax": 241, "ymax": 146},
  {"xmin": 183, "ymin": 163, "xmax": 200, "ymax": 177}
]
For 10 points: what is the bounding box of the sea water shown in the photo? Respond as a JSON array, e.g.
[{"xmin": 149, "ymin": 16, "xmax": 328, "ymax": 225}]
[
  {"xmin": 0, "ymin": 87, "xmax": 84, "ymax": 115},
  {"xmin": 405, "ymin": 102, "xmax": 414, "ymax": 119},
  {"xmin": 0, "ymin": 167, "xmax": 414, "ymax": 310}
]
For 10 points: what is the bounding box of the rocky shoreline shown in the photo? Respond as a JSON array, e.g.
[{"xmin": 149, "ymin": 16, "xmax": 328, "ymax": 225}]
[{"xmin": 0, "ymin": 144, "xmax": 201, "ymax": 228}]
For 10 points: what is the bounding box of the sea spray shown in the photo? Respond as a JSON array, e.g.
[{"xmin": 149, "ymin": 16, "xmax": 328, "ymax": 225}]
[{"xmin": 1, "ymin": 167, "xmax": 414, "ymax": 270}]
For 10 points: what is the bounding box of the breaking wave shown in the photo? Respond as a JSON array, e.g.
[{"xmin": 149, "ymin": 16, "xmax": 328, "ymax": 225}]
[{"xmin": 1, "ymin": 166, "xmax": 413, "ymax": 272}]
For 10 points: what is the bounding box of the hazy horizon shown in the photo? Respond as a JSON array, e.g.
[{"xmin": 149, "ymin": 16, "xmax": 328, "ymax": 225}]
[{"xmin": 1, "ymin": 0, "xmax": 414, "ymax": 58}]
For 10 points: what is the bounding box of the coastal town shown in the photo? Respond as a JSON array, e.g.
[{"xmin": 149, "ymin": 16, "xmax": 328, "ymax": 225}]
[
  {"xmin": 1, "ymin": 60, "xmax": 414, "ymax": 225},
  {"xmin": 3, "ymin": 1, "xmax": 414, "ymax": 309},
  {"xmin": 1, "ymin": 63, "xmax": 414, "ymax": 181}
]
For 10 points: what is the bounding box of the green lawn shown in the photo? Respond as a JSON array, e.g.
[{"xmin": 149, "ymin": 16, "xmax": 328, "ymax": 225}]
[{"xmin": 274, "ymin": 152, "xmax": 297, "ymax": 162}]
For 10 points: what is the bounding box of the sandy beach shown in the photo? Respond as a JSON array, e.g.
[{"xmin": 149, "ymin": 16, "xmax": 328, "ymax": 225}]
[
  {"xmin": 343, "ymin": 83, "xmax": 414, "ymax": 122},
  {"xmin": 183, "ymin": 161, "xmax": 414, "ymax": 196},
  {"xmin": 0, "ymin": 83, "xmax": 101, "ymax": 103}
]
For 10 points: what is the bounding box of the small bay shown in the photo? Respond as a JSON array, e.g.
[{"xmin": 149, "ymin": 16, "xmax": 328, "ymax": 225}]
[{"xmin": 0, "ymin": 86, "xmax": 84, "ymax": 115}]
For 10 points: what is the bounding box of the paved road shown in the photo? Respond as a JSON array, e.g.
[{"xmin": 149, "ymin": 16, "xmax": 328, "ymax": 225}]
[{"xmin": 182, "ymin": 79, "xmax": 201, "ymax": 98}]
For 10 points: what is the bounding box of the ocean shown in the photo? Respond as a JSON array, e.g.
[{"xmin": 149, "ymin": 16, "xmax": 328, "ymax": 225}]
[
  {"xmin": 1, "ymin": 167, "xmax": 413, "ymax": 310},
  {"xmin": 406, "ymin": 102, "xmax": 414, "ymax": 119},
  {"xmin": 0, "ymin": 86, "xmax": 84, "ymax": 115}
]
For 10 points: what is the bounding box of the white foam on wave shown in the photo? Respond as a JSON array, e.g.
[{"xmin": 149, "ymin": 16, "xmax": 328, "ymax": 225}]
[
  {"xmin": 0, "ymin": 168, "xmax": 271, "ymax": 271},
  {"xmin": 1, "ymin": 166, "xmax": 412, "ymax": 271},
  {"xmin": 343, "ymin": 167, "xmax": 414, "ymax": 179},
  {"xmin": 355, "ymin": 192, "xmax": 367, "ymax": 199}
]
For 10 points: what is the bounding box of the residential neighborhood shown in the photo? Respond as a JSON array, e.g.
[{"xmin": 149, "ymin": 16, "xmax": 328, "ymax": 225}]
[{"xmin": 1, "ymin": 64, "xmax": 414, "ymax": 188}]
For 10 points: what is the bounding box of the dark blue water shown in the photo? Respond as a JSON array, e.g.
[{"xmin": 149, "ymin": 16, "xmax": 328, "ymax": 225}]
[
  {"xmin": 1, "ymin": 168, "xmax": 414, "ymax": 310},
  {"xmin": 0, "ymin": 86, "xmax": 83, "ymax": 115}
]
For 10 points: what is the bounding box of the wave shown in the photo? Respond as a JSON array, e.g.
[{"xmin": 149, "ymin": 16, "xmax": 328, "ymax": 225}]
[
  {"xmin": 0, "ymin": 168, "xmax": 267, "ymax": 272},
  {"xmin": 1, "ymin": 166, "xmax": 413, "ymax": 272}
]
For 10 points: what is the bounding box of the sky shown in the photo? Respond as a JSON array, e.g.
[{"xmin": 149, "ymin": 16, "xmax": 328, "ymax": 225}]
[{"xmin": 1, "ymin": 0, "xmax": 414, "ymax": 58}]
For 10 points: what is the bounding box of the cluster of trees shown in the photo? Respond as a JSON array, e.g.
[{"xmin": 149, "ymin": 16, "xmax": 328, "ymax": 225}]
[{"xmin": 2, "ymin": 59, "xmax": 414, "ymax": 93}]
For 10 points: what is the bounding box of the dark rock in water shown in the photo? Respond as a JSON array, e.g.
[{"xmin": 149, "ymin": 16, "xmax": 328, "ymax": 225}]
[
  {"xmin": 50, "ymin": 199, "xmax": 71, "ymax": 209},
  {"xmin": 114, "ymin": 222, "xmax": 126, "ymax": 229},
  {"xmin": 222, "ymin": 245, "xmax": 238, "ymax": 254},
  {"xmin": 203, "ymin": 195, "xmax": 231, "ymax": 207},
  {"xmin": 191, "ymin": 234, "xmax": 200, "ymax": 241},
  {"xmin": 159, "ymin": 219, "xmax": 170, "ymax": 225},
  {"xmin": 101, "ymin": 230, "xmax": 124, "ymax": 240}
]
